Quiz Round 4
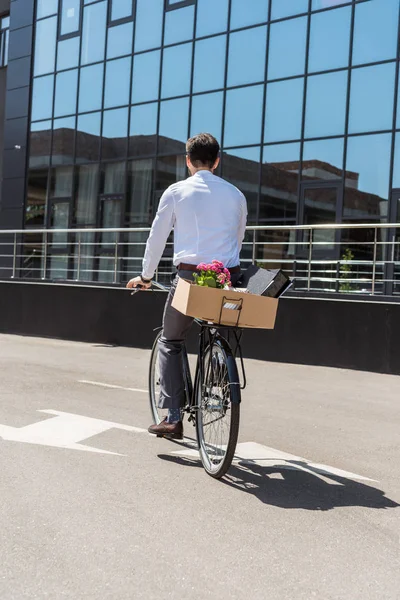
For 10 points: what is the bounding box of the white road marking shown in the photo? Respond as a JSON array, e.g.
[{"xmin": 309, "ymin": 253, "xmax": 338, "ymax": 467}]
[
  {"xmin": 0, "ymin": 410, "xmax": 146, "ymax": 455},
  {"xmin": 170, "ymin": 441, "xmax": 376, "ymax": 484},
  {"xmin": 79, "ymin": 380, "xmax": 147, "ymax": 394}
]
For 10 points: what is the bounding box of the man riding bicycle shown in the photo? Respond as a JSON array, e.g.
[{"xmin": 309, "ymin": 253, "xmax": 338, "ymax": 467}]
[{"xmin": 126, "ymin": 133, "xmax": 247, "ymax": 439}]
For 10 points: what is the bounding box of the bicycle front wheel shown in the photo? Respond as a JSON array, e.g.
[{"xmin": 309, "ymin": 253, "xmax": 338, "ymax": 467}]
[
  {"xmin": 149, "ymin": 331, "xmax": 168, "ymax": 425},
  {"xmin": 195, "ymin": 337, "xmax": 240, "ymax": 479}
]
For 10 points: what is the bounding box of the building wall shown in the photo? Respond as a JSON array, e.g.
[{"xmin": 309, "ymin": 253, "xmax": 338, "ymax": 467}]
[{"xmin": 0, "ymin": 0, "xmax": 10, "ymax": 205}]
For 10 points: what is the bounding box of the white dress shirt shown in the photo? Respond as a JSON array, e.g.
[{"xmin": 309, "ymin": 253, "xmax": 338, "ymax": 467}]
[{"xmin": 142, "ymin": 170, "xmax": 248, "ymax": 280}]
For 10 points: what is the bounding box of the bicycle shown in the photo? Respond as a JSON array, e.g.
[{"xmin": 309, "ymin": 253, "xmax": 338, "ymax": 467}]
[{"xmin": 133, "ymin": 280, "xmax": 246, "ymax": 479}]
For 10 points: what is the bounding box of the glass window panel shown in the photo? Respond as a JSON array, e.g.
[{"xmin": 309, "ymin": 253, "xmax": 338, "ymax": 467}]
[
  {"xmin": 134, "ymin": 0, "xmax": 163, "ymax": 52},
  {"xmin": 222, "ymin": 147, "xmax": 260, "ymax": 223},
  {"xmin": 50, "ymin": 166, "xmax": 74, "ymax": 197},
  {"xmin": 32, "ymin": 75, "xmax": 54, "ymax": 121},
  {"xmin": 348, "ymin": 63, "xmax": 396, "ymax": 134},
  {"xmin": 159, "ymin": 97, "xmax": 189, "ymax": 154},
  {"xmin": 75, "ymin": 164, "xmax": 100, "ymax": 224},
  {"xmin": 393, "ymin": 133, "xmax": 400, "ymax": 189},
  {"xmin": 131, "ymin": 50, "xmax": 161, "ymax": 104},
  {"xmin": 344, "ymin": 133, "xmax": 391, "ymax": 219},
  {"xmin": 129, "ymin": 103, "xmax": 158, "ymax": 157},
  {"xmin": 26, "ymin": 170, "xmax": 48, "ymax": 227},
  {"xmin": 398, "ymin": 77, "xmax": 400, "ymax": 128},
  {"xmin": 37, "ymin": 0, "xmax": 58, "ymax": 18},
  {"xmin": 50, "ymin": 203, "xmax": 70, "ymax": 248},
  {"xmin": 101, "ymin": 162, "xmax": 125, "ymax": 194},
  {"xmin": 268, "ymin": 17, "xmax": 307, "ymax": 80},
  {"xmin": 353, "ymin": 0, "xmax": 399, "ymax": 66},
  {"xmin": 164, "ymin": 5, "xmax": 195, "ymax": 45},
  {"xmin": 230, "ymin": 0, "xmax": 269, "ymax": 29},
  {"xmin": 54, "ymin": 69, "xmax": 78, "ymax": 118},
  {"xmin": 127, "ymin": 159, "xmax": 154, "ymax": 224},
  {"xmin": 57, "ymin": 37, "xmax": 80, "ymax": 71},
  {"xmin": 302, "ymin": 138, "xmax": 344, "ymax": 181},
  {"xmin": 227, "ymin": 26, "xmax": 267, "ymax": 87},
  {"xmin": 161, "ymin": 43, "xmax": 192, "ymax": 99},
  {"xmin": 261, "ymin": 143, "xmax": 300, "ymax": 223},
  {"xmin": 190, "ymin": 92, "xmax": 223, "ymax": 141},
  {"xmin": 60, "ymin": 0, "xmax": 81, "ymax": 36},
  {"xmin": 104, "ymin": 57, "xmax": 131, "ymax": 108},
  {"xmin": 224, "ymin": 85, "xmax": 264, "ymax": 147},
  {"xmin": 76, "ymin": 111, "xmax": 101, "ymax": 163},
  {"xmin": 78, "ymin": 63, "xmax": 104, "ymax": 113},
  {"xmin": 110, "ymin": 0, "xmax": 133, "ymax": 21},
  {"xmin": 34, "ymin": 16, "xmax": 57, "ymax": 76},
  {"xmin": 29, "ymin": 120, "xmax": 51, "ymax": 168},
  {"xmin": 305, "ymin": 71, "xmax": 347, "ymax": 138},
  {"xmin": 107, "ymin": 21, "xmax": 133, "ymax": 59},
  {"xmin": 102, "ymin": 107, "xmax": 129, "ymax": 160},
  {"xmin": 193, "ymin": 35, "xmax": 226, "ymax": 94},
  {"xmin": 196, "ymin": 0, "xmax": 229, "ymax": 37},
  {"xmin": 81, "ymin": 1, "xmax": 107, "ymax": 65},
  {"xmin": 156, "ymin": 155, "xmax": 187, "ymax": 197},
  {"xmin": 271, "ymin": 0, "xmax": 308, "ymax": 20},
  {"xmin": 264, "ymin": 78, "xmax": 304, "ymax": 143},
  {"xmin": 312, "ymin": 0, "xmax": 349, "ymax": 9},
  {"xmin": 308, "ymin": 6, "xmax": 351, "ymax": 73},
  {"xmin": 52, "ymin": 116, "xmax": 75, "ymax": 165}
]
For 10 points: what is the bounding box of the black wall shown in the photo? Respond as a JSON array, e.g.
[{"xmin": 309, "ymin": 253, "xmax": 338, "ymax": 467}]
[{"xmin": 1, "ymin": 281, "xmax": 400, "ymax": 376}]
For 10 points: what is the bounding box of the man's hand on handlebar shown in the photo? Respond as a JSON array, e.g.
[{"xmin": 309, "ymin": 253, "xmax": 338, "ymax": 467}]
[{"xmin": 126, "ymin": 276, "xmax": 152, "ymax": 290}]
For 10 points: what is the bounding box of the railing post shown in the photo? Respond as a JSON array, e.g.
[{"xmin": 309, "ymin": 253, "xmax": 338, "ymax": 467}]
[
  {"xmin": 76, "ymin": 232, "xmax": 81, "ymax": 281},
  {"xmin": 252, "ymin": 229, "xmax": 256, "ymax": 264},
  {"xmin": 307, "ymin": 229, "xmax": 313, "ymax": 291},
  {"xmin": 113, "ymin": 232, "xmax": 119, "ymax": 284},
  {"xmin": 11, "ymin": 232, "xmax": 17, "ymax": 279},
  {"xmin": 42, "ymin": 231, "xmax": 48, "ymax": 280},
  {"xmin": 371, "ymin": 227, "xmax": 378, "ymax": 295}
]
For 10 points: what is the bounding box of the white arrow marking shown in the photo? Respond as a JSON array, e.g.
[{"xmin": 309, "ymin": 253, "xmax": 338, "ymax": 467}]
[
  {"xmin": 0, "ymin": 410, "xmax": 146, "ymax": 455},
  {"xmin": 78, "ymin": 380, "xmax": 147, "ymax": 394}
]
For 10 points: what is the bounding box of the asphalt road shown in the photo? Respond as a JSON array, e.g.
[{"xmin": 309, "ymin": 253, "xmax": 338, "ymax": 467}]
[{"xmin": 0, "ymin": 333, "xmax": 399, "ymax": 600}]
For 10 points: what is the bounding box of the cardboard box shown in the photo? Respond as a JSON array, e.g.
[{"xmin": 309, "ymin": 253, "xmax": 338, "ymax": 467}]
[{"xmin": 172, "ymin": 278, "xmax": 279, "ymax": 329}]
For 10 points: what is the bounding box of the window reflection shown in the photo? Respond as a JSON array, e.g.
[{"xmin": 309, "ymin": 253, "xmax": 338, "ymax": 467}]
[
  {"xmin": 222, "ymin": 147, "xmax": 260, "ymax": 223},
  {"xmin": 161, "ymin": 43, "xmax": 192, "ymax": 99},
  {"xmin": 308, "ymin": 6, "xmax": 351, "ymax": 73},
  {"xmin": 50, "ymin": 166, "xmax": 73, "ymax": 197},
  {"xmin": 312, "ymin": 0, "xmax": 348, "ymax": 9},
  {"xmin": 26, "ymin": 170, "xmax": 48, "ymax": 227},
  {"xmin": 271, "ymin": 0, "xmax": 308, "ymax": 20},
  {"xmin": 37, "ymin": 0, "xmax": 58, "ymax": 19},
  {"xmin": 60, "ymin": 0, "xmax": 81, "ymax": 37},
  {"xmin": 107, "ymin": 21, "xmax": 133, "ymax": 59},
  {"xmin": 164, "ymin": 5, "xmax": 195, "ymax": 45},
  {"xmin": 127, "ymin": 159, "xmax": 154, "ymax": 223},
  {"xmin": 129, "ymin": 103, "xmax": 158, "ymax": 157},
  {"xmin": 302, "ymin": 138, "xmax": 344, "ymax": 181},
  {"xmin": 134, "ymin": 0, "xmax": 163, "ymax": 52},
  {"xmin": 261, "ymin": 143, "xmax": 300, "ymax": 223},
  {"xmin": 52, "ymin": 116, "xmax": 75, "ymax": 165},
  {"xmin": 110, "ymin": 0, "xmax": 133, "ymax": 22},
  {"xmin": 268, "ymin": 17, "xmax": 307, "ymax": 80},
  {"xmin": 393, "ymin": 133, "xmax": 400, "ymax": 189},
  {"xmin": 190, "ymin": 92, "xmax": 223, "ymax": 141},
  {"xmin": 348, "ymin": 63, "xmax": 396, "ymax": 134},
  {"xmin": 159, "ymin": 97, "xmax": 189, "ymax": 154},
  {"xmin": 156, "ymin": 155, "xmax": 187, "ymax": 204},
  {"xmin": 78, "ymin": 63, "xmax": 104, "ymax": 113},
  {"xmin": 131, "ymin": 50, "xmax": 161, "ymax": 104},
  {"xmin": 29, "ymin": 120, "xmax": 51, "ymax": 168},
  {"xmin": 353, "ymin": 0, "xmax": 399, "ymax": 66},
  {"xmin": 81, "ymin": 1, "xmax": 107, "ymax": 65},
  {"xmin": 54, "ymin": 69, "xmax": 78, "ymax": 117},
  {"xmin": 76, "ymin": 112, "xmax": 101, "ymax": 163},
  {"xmin": 344, "ymin": 133, "xmax": 391, "ymax": 220},
  {"xmin": 230, "ymin": 0, "xmax": 269, "ymax": 29},
  {"xmin": 305, "ymin": 71, "xmax": 347, "ymax": 138},
  {"xmin": 227, "ymin": 26, "xmax": 267, "ymax": 87},
  {"xmin": 57, "ymin": 37, "xmax": 80, "ymax": 71},
  {"xmin": 264, "ymin": 78, "xmax": 304, "ymax": 143},
  {"xmin": 102, "ymin": 107, "xmax": 129, "ymax": 160},
  {"xmin": 104, "ymin": 57, "xmax": 131, "ymax": 108},
  {"xmin": 224, "ymin": 85, "xmax": 264, "ymax": 147},
  {"xmin": 32, "ymin": 75, "xmax": 54, "ymax": 121},
  {"xmin": 101, "ymin": 162, "xmax": 125, "ymax": 194},
  {"xmin": 196, "ymin": 0, "xmax": 229, "ymax": 37},
  {"xmin": 75, "ymin": 164, "xmax": 99, "ymax": 225},
  {"xmin": 193, "ymin": 35, "xmax": 226, "ymax": 94},
  {"xmin": 34, "ymin": 17, "xmax": 57, "ymax": 76}
]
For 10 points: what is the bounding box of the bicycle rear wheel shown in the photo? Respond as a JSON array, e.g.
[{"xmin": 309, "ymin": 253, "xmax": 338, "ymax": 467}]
[
  {"xmin": 149, "ymin": 331, "xmax": 168, "ymax": 424},
  {"xmin": 195, "ymin": 337, "xmax": 240, "ymax": 479}
]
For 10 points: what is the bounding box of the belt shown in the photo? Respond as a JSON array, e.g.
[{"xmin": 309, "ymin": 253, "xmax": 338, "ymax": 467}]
[{"xmin": 177, "ymin": 263, "xmax": 241, "ymax": 274}]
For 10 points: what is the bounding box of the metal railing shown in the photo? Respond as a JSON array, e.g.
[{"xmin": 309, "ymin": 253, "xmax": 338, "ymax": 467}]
[{"xmin": 1, "ymin": 223, "xmax": 400, "ymax": 298}]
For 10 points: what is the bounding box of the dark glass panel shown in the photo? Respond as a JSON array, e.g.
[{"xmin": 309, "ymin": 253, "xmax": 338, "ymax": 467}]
[
  {"xmin": 129, "ymin": 103, "xmax": 158, "ymax": 157},
  {"xmin": 271, "ymin": 0, "xmax": 308, "ymax": 20},
  {"xmin": 100, "ymin": 161, "xmax": 125, "ymax": 194},
  {"xmin": 156, "ymin": 155, "xmax": 187, "ymax": 200},
  {"xmin": 26, "ymin": 170, "xmax": 48, "ymax": 227},
  {"xmin": 32, "ymin": 75, "xmax": 54, "ymax": 122},
  {"xmin": 50, "ymin": 202, "xmax": 70, "ymax": 249},
  {"xmin": 264, "ymin": 78, "xmax": 304, "ymax": 143},
  {"xmin": 348, "ymin": 63, "xmax": 396, "ymax": 134},
  {"xmin": 127, "ymin": 158, "xmax": 155, "ymax": 223},
  {"xmin": 34, "ymin": 16, "xmax": 57, "ymax": 76},
  {"xmin": 164, "ymin": 5, "xmax": 195, "ymax": 45},
  {"xmin": 161, "ymin": 43, "xmax": 192, "ymax": 99},
  {"xmin": 227, "ymin": 26, "xmax": 267, "ymax": 87},
  {"xmin": 193, "ymin": 35, "xmax": 226, "ymax": 94},
  {"xmin": 261, "ymin": 143, "xmax": 300, "ymax": 223},
  {"xmin": 222, "ymin": 147, "xmax": 260, "ymax": 224},
  {"xmin": 302, "ymin": 138, "xmax": 344, "ymax": 182},
  {"xmin": 134, "ymin": 0, "xmax": 164, "ymax": 52},
  {"xmin": 353, "ymin": 0, "xmax": 399, "ymax": 66},
  {"xmin": 57, "ymin": 37, "xmax": 80, "ymax": 71},
  {"xmin": 224, "ymin": 85, "xmax": 264, "ymax": 147},
  {"xmin": 158, "ymin": 97, "xmax": 189, "ymax": 154},
  {"xmin": 54, "ymin": 69, "xmax": 78, "ymax": 118},
  {"xmin": 196, "ymin": 0, "xmax": 229, "ymax": 37},
  {"xmin": 37, "ymin": 0, "xmax": 58, "ymax": 18},
  {"xmin": 60, "ymin": 0, "xmax": 81, "ymax": 36},
  {"xmin": 131, "ymin": 50, "xmax": 161, "ymax": 104},
  {"xmin": 104, "ymin": 57, "xmax": 131, "ymax": 108},
  {"xmin": 29, "ymin": 120, "xmax": 51, "ymax": 169},
  {"xmin": 107, "ymin": 21, "xmax": 133, "ymax": 59},
  {"xmin": 100, "ymin": 197, "xmax": 122, "ymax": 250},
  {"xmin": 76, "ymin": 112, "xmax": 101, "ymax": 163},
  {"xmin": 344, "ymin": 133, "xmax": 391, "ymax": 220},
  {"xmin": 392, "ymin": 133, "xmax": 400, "ymax": 189},
  {"xmin": 50, "ymin": 166, "xmax": 74, "ymax": 197},
  {"xmin": 268, "ymin": 17, "xmax": 307, "ymax": 80},
  {"xmin": 52, "ymin": 116, "xmax": 75, "ymax": 165},
  {"xmin": 78, "ymin": 63, "xmax": 104, "ymax": 113},
  {"xmin": 81, "ymin": 1, "xmax": 107, "ymax": 65},
  {"xmin": 308, "ymin": 6, "xmax": 351, "ymax": 73},
  {"xmin": 303, "ymin": 186, "xmax": 337, "ymax": 234},
  {"xmin": 305, "ymin": 71, "xmax": 347, "ymax": 138},
  {"xmin": 110, "ymin": 0, "xmax": 133, "ymax": 21},
  {"xmin": 190, "ymin": 92, "xmax": 223, "ymax": 141},
  {"xmin": 230, "ymin": 0, "xmax": 269, "ymax": 29},
  {"xmin": 102, "ymin": 107, "xmax": 129, "ymax": 160},
  {"xmin": 75, "ymin": 164, "xmax": 100, "ymax": 225}
]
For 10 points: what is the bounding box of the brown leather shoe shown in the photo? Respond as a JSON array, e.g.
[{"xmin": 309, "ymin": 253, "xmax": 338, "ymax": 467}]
[{"xmin": 148, "ymin": 418, "xmax": 183, "ymax": 440}]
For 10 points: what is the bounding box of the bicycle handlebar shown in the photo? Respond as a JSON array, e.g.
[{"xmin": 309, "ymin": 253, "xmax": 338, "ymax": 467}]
[{"xmin": 130, "ymin": 280, "xmax": 170, "ymax": 295}]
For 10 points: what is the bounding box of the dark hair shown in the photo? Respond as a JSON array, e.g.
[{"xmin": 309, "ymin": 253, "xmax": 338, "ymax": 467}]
[{"xmin": 186, "ymin": 133, "xmax": 220, "ymax": 168}]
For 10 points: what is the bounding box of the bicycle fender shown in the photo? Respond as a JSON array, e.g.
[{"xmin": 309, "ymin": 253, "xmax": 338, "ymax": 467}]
[{"xmin": 216, "ymin": 338, "xmax": 241, "ymax": 405}]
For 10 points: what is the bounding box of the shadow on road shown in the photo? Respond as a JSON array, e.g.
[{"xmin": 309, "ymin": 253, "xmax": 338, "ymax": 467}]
[{"xmin": 157, "ymin": 454, "xmax": 399, "ymax": 511}]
